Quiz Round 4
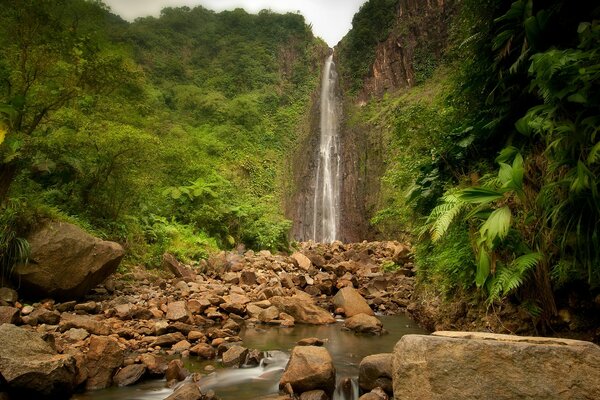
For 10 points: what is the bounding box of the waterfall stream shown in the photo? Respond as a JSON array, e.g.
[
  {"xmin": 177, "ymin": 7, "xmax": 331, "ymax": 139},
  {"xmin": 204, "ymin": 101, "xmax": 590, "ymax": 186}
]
[{"xmin": 312, "ymin": 53, "xmax": 341, "ymax": 243}]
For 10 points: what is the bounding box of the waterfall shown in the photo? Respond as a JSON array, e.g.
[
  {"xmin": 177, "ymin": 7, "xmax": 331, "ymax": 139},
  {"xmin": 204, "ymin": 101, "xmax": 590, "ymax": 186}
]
[{"xmin": 312, "ymin": 52, "xmax": 341, "ymax": 243}]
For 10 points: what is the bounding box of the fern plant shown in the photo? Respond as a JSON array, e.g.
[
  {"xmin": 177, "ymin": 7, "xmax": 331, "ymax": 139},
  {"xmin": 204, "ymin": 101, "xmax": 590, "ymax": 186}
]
[{"xmin": 423, "ymin": 148, "xmax": 542, "ymax": 299}]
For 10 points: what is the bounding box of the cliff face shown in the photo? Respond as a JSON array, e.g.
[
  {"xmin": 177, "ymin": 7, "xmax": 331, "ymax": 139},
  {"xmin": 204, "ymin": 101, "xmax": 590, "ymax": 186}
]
[
  {"xmin": 358, "ymin": 0, "xmax": 454, "ymax": 101},
  {"xmin": 335, "ymin": 0, "xmax": 455, "ymax": 241}
]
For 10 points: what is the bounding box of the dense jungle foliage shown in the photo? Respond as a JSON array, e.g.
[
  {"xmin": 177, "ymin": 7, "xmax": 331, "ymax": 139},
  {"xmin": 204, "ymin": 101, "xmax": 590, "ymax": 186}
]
[
  {"xmin": 0, "ymin": 0, "xmax": 326, "ymax": 270},
  {"xmin": 342, "ymin": 0, "xmax": 600, "ymax": 326}
]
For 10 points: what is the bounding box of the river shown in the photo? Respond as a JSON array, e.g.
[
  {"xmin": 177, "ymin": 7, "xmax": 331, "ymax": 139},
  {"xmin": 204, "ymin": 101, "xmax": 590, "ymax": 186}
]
[{"xmin": 73, "ymin": 315, "xmax": 426, "ymax": 400}]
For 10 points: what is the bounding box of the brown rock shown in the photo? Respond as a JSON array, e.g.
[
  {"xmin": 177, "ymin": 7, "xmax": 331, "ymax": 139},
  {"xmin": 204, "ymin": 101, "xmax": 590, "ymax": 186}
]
[
  {"xmin": 332, "ymin": 287, "xmax": 373, "ymax": 317},
  {"xmin": 299, "ymin": 390, "xmax": 329, "ymax": 400},
  {"xmin": 297, "ymin": 337, "xmax": 325, "ymax": 346},
  {"xmin": 85, "ymin": 335, "xmax": 124, "ymax": 390},
  {"xmin": 172, "ymin": 340, "xmax": 192, "ymax": 353},
  {"xmin": 190, "ymin": 343, "xmax": 215, "ymax": 359},
  {"xmin": 279, "ymin": 346, "xmax": 335, "ymax": 395},
  {"xmin": 270, "ymin": 296, "xmax": 335, "ymax": 325},
  {"xmin": 151, "ymin": 332, "xmax": 186, "ymax": 347},
  {"xmin": 259, "ymin": 306, "xmax": 281, "ymax": 322},
  {"xmin": 240, "ymin": 270, "xmax": 257, "ymax": 286},
  {"xmin": 74, "ymin": 301, "xmax": 98, "ymax": 314},
  {"xmin": 0, "ymin": 306, "xmax": 19, "ymax": 324},
  {"xmin": 222, "ymin": 345, "xmax": 248, "ymax": 367},
  {"xmin": 165, "ymin": 359, "xmax": 188, "ymax": 384},
  {"xmin": 291, "ymin": 253, "xmax": 312, "ymax": 271},
  {"xmin": 30, "ymin": 307, "xmax": 60, "ymax": 325},
  {"xmin": 59, "ymin": 313, "xmax": 111, "ymax": 336},
  {"xmin": 167, "ymin": 301, "xmax": 190, "ymax": 322},
  {"xmin": 13, "ymin": 221, "xmax": 124, "ymax": 300},
  {"xmin": 359, "ymin": 354, "xmax": 392, "ymax": 394},
  {"xmin": 392, "ymin": 332, "xmax": 600, "ymax": 400},
  {"xmin": 113, "ymin": 364, "xmax": 147, "ymax": 387},
  {"xmin": 165, "ymin": 382, "xmax": 202, "ymax": 400},
  {"xmin": 0, "ymin": 287, "xmax": 18, "ymax": 304},
  {"xmin": 162, "ymin": 253, "xmax": 196, "ymax": 279},
  {"xmin": 139, "ymin": 354, "xmax": 167, "ymax": 377},
  {"xmin": 344, "ymin": 314, "xmax": 384, "ymax": 335}
]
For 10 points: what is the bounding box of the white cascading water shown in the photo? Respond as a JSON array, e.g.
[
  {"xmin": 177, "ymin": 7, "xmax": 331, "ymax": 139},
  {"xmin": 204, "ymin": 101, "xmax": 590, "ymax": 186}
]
[{"xmin": 312, "ymin": 52, "xmax": 341, "ymax": 243}]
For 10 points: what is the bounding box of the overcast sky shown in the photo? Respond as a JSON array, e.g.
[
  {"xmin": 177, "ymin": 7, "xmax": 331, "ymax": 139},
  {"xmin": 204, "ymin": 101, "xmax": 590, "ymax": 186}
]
[{"xmin": 103, "ymin": 0, "xmax": 367, "ymax": 46}]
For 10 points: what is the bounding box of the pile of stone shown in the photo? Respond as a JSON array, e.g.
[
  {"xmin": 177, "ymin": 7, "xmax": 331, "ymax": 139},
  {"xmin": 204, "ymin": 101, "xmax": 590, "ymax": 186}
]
[{"xmin": 0, "ymin": 221, "xmax": 415, "ymax": 399}]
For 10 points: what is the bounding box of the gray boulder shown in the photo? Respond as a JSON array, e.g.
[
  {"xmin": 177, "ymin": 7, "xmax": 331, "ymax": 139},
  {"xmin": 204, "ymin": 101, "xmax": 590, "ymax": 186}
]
[
  {"xmin": 14, "ymin": 221, "xmax": 124, "ymax": 300},
  {"xmin": 392, "ymin": 331, "xmax": 600, "ymax": 400},
  {"xmin": 358, "ymin": 354, "xmax": 392, "ymax": 394},
  {"xmin": 0, "ymin": 324, "xmax": 76, "ymax": 398}
]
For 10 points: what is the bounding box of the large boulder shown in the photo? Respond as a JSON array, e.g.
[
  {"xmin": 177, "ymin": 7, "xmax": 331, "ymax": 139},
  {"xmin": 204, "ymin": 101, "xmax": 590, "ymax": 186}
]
[
  {"xmin": 344, "ymin": 313, "xmax": 384, "ymax": 335},
  {"xmin": 270, "ymin": 296, "xmax": 335, "ymax": 325},
  {"xmin": 332, "ymin": 287, "xmax": 374, "ymax": 317},
  {"xmin": 279, "ymin": 346, "xmax": 336, "ymax": 396},
  {"xmin": 0, "ymin": 324, "xmax": 76, "ymax": 398},
  {"xmin": 392, "ymin": 331, "xmax": 600, "ymax": 400},
  {"xmin": 359, "ymin": 354, "xmax": 392, "ymax": 394},
  {"xmin": 84, "ymin": 335, "xmax": 124, "ymax": 390},
  {"xmin": 13, "ymin": 221, "xmax": 124, "ymax": 300}
]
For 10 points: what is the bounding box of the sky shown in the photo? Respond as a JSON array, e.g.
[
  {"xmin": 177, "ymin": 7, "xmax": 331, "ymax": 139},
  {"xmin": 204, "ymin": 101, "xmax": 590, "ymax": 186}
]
[{"xmin": 103, "ymin": 0, "xmax": 367, "ymax": 46}]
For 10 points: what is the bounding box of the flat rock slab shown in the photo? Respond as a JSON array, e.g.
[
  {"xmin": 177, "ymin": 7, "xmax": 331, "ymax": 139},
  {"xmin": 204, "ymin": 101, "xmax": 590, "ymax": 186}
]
[{"xmin": 393, "ymin": 331, "xmax": 600, "ymax": 400}]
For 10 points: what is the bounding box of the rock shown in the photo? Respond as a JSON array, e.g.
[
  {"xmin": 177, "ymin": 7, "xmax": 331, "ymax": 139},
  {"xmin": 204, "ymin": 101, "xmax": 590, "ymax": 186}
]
[
  {"xmin": 84, "ymin": 335, "xmax": 124, "ymax": 390},
  {"xmin": 0, "ymin": 306, "xmax": 19, "ymax": 324},
  {"xmin": 240, "ymin": 270, "xmax": 257, "ymax": 286},
  {"xmin": 359, "ymin": 354, "xmax": 392, "ymax": 394},
  {"xmin": 74, "ymin": 301, "xmax": 98, "ymax": 314},
  {"xmin": 13, "ymin": 221, "xmax": 124, "ymax": 300},
  {"xmin": 291, "ymin": 252, "xmax": 312, "ymax": 271},
  {"xmin": 0, "ymin": 287, "xmax": 18, "ymax": 304},
  {"xmin": 270, "ymin": 296, "xmax": 335, "ymax": 325},
  {"xmin": 172, "ymin": 340, "xmax": 192, "ymax": 353},
  {"xmin": 167, "ymin": 301, "xmax": 190, "ymax": 322},
  {"xmin": 113, "ymin": 364, "xmax": 146, "ymax": 387},
  {"xmin": 222, "ymin": 345, "xmax": 249, "ymax": 367},
  {"xmin": 63, "ymin": 328, "xmax": 89, "ymax": 342},
  {"xmin": 139, "ymin": 354, "xmax": 167, "ymax": 377},
  {"xmin": 297, "ymin": 338, "xmax": 325, "ymax": 346},
  {"xmin": 299, "ymin": 390, "xmax": 329, "ymax": 400},
  {"xmin": 190, "ymin": 343, "xmax": 215, "ymax": 359},
  {"xmin": 162, "ymin": 253, "xmax": 196, "ymax": 279},
  {"xmin": 344, "ymin": 314, "xmax": 384, "ymax": 335},
  {"xmin": 259, "ymin": 306, "xmax": 281, "ymax": 322},
  {"xmin": 30, "ymin": 307, "xmax": 60, "ymax": 325},
  {"xmin": 279, "ymin": 346, "xmax": 335, "ymax": 396},
  {"xmin": 359, "ymin": 387, "xmax": 388, "ymax": 400},
  {"xmin": 392, "ymin": 332, "xmax": 600, "ymax": 400},
  {"xmin": 332, "ymin": 287, "xmax": 373, "ymax": 317},
  {"xmin": 165, "ymin": 382, "xmax": 202, "ymax": 400},
  {"xmin": 165, "ymin": 359, "xmax": 188, "ymax": 384},
  {"xmin": 59, "ymin": 313, "xmax": 111, "ymax": 336},
  {"xmin": 0, "ymin": 324, "xmax": 76, "ymax": 398},
  {"xmin": 151, "ymin": 332, "xmax": 186, "ymax": 347}
]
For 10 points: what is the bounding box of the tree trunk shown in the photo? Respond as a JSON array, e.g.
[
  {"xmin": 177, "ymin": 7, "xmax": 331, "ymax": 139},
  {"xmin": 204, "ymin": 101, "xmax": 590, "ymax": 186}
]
[
  {"xmin": 0, "ymin": 163, "xmax": 17, "ymax": 204},
  {"xmin": 535, "ymin": 261, "xmax": 557, "ymax": 332}
]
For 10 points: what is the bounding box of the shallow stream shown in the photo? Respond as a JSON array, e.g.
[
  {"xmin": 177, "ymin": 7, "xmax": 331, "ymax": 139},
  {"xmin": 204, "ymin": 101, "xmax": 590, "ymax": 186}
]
[{"xmin": 73, "ymin": 315, "xmax": 427, "ymax": 400}]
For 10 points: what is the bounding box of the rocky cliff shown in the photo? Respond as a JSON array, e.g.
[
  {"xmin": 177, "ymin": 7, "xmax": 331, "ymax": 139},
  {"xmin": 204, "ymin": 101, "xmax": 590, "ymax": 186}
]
[{"xmin": 356, "ymin": 0, "xmax": 455, "ymax": 102}]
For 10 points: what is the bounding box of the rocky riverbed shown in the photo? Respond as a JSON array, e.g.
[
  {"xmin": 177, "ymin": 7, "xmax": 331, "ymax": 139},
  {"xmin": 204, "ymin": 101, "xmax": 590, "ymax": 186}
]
[{"xmin": 0, "ymin": 240, "xmax": 417, "ymax": 400}]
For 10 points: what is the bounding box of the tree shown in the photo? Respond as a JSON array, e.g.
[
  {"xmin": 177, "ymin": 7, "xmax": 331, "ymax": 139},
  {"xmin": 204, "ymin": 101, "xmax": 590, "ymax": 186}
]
[{"xmin": 0, "ymin": 0, "xmax": 134, "ymax": 202}]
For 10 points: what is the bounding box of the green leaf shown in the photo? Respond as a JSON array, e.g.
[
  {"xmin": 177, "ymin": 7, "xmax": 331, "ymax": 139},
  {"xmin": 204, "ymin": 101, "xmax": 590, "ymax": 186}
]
[
  {"xmin": 588, "ymin": 141, "xmax": 600, "ymax": 165},
  {"xmin": 567, "ymin": 93, "xmax": 587, "ymax": 103},
  {"xmin": 515, "ymin": 116, "xmax": 532, "ymax": 136},
  {"xmin": 480, "ymin": 206, "xmax": 512, "ymax": 245},
  {"xmin": 458, "ymin": 187, "xmax": 504, "ymax": 204},
  {"xmin": 476, "ymin": 249, "xmax": 491, "ymax": 287}
]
